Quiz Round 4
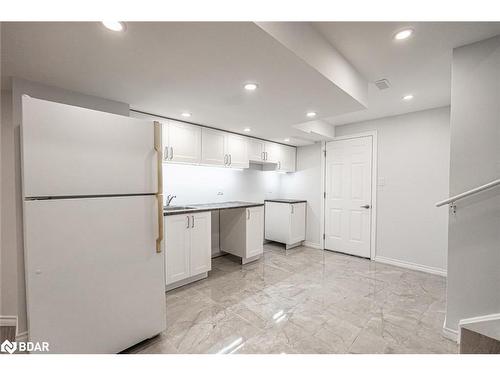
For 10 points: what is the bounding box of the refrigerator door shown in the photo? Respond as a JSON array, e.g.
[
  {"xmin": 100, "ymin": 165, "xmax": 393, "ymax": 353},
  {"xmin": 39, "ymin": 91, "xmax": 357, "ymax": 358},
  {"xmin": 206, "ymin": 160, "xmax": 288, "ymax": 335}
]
[
  {"xmin": 22, "ymin": 96, "xmax": 157, "ymax": 198},
  {"xmin": 23, "ymin": 195, "xmax": 166, "ymax": 353}
]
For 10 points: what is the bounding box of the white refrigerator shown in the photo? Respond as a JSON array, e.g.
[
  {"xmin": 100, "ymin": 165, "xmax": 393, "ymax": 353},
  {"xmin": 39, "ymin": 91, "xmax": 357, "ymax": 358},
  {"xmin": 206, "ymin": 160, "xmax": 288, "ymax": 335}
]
[{"xmin": 21, "ymin": 96, "xmax": 166, "ymax": 353}]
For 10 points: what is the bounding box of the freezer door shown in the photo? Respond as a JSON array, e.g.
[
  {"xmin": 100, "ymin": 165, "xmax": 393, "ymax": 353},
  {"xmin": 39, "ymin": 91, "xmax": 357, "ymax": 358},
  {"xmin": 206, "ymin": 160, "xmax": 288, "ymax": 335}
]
[
  {"xmin": 23, "ymin": 196, "xmax": 166, "ymax": 353},
  {"xmin": 22, "ymin": 96, "xmax": 157, "ymax": 197}
]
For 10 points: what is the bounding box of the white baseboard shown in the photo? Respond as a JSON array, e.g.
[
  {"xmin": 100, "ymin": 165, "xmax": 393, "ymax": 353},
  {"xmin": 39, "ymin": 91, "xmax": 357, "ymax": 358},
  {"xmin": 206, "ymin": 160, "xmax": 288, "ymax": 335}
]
[
  {"xmin": 16, "ymin": 331, "xmax": 28, "ymax": 342},
  {"xmin": 459, "ymin": 312, "xmax": 500, "ymax": 342},
  {"xmin": 442, "ymin": 324, "xmax": 459, "ymax": 343},
  {"xmin": 374, "ymin": 256, "xmax": 447, "ymax": 277},
  {"xmin": 304, "ymin": 241, "xmax": 322, "ymax": 250},
  {"xmin": 1, "ymin": 316, "xmax": 19, "ymax": 339},
  {"xmin": 0, "ymin": 316, "xmax": 18, "ymax": 327}
]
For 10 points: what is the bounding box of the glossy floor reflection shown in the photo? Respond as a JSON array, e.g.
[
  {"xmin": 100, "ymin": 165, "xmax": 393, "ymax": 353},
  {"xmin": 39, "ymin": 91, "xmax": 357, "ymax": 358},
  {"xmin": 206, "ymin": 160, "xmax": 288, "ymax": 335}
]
[{"xmin": 130, "ymin": 243, "xmax": 458, "ymax": 354}]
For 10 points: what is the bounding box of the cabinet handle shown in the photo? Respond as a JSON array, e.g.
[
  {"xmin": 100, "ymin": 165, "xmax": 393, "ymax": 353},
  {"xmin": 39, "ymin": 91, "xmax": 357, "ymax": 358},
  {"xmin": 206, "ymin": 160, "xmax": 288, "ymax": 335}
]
[
  {"xmin": 229, "ymin": 154, "xmax": 232, "ymax": 166},
  {"xmin": 291, "ymin": 204, "xmax": 294, "ymax": 214},
  {"xmin": 278, "ymin": 161, "xmax": 281, "ymax": 170},
  {"xmin": 224, "ymin": 154, "xmax": 228, "ymax": 165},
  {"xmin": 186, "ymin": 215, "xmax": 190, "ymax": 228},
  {"xmin": 192, "ymin": 215, "xmax": 195, "ymax": 228},
  {"xmin": 247, "ymin": 209, "xmax": 250, "ymax": 220},
  {"xmin": 164, "ymin": 146, "xmax": 169, "ymax": 160},
  {"xmin": 170, "ymin": 146, "xmax": 174, "ymax": 160},
  {"xmin": 265, "ymin": 151, "xmax": 267, "ymax": 161}
]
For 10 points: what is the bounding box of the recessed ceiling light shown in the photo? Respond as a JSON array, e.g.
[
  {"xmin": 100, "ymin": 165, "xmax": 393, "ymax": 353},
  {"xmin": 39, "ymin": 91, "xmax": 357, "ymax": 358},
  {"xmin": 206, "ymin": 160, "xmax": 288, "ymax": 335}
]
[
  {"xmin": 284, "ymin": 138, "xmax": 290, "ymax": 142},
  {"xmin": 102, "ymin": 21, "xmax": 126, "ymax": 32},
  {"xmin": 244, "ymin": 83, "xmax": 258, "ymax": 91},
  {"xmin": 394, "ymin": 28, "xmax": 413, "ymax": 41},
  {"xmin": 243, "ymin": 128, "xmax": 251, "ymax": 132},
  {"xmin": 402, "ymin": 94, "xmax": 414, "ymax": 101},
  {"xmin": 306, "ymin": 111, "xmax": 317, "ymax": 118},
  {"xmin": 181, "ymin": 112, "xmax": 192, "ymax": 117}
]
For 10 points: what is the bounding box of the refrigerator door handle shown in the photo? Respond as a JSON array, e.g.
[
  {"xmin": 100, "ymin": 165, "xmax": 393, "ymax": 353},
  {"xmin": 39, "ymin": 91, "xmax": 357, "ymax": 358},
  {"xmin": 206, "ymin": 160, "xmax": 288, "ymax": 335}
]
[{"xmin": 154, "ymin": 122, "xmax": 164, "ymax": 253}]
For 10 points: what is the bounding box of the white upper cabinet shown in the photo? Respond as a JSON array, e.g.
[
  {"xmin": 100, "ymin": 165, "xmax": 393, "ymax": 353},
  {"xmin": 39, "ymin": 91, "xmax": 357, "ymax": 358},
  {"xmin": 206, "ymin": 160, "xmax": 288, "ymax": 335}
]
[
  {"xmin": 248, "ymin": 139, "xmax": 266, "ymax": 162},
  {"xmin": 163, "ymin": 120, "xmax": 201, "ymax": 164},
  {"xmin": 264, "ymin": 142, "xmax": 281, "ymax": 163},
  {"xmin": 276, "ymin": 144, "xmax": 296, "ymax": 172},
  {"xmin": 158, "ymin": 116, "xmax": 296, "ymax": 172},
  {"xmin": 201, "ymin": 128, "xmax": 248, "ymax": 168},
  {"xmin": 201, "ymin": 128, "xmax": 226, "ymax": 166},
  {"xmin": 225, "ymin": 134, "xmax": 249, "ymax": 168}
]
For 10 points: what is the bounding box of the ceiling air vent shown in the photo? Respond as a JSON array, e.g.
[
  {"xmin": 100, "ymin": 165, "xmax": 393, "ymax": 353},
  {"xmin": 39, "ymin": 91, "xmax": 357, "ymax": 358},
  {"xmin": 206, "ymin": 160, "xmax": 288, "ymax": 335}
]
[{"xmin": 374, "ymin": 79, "xmax": 391, "ymax": 90}]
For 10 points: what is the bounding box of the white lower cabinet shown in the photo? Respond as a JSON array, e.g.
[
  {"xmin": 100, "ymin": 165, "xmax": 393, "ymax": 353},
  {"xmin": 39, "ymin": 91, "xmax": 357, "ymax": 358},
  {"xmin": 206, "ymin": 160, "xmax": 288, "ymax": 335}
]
[
  {"xmin": 165, "ymin": 211, "xmax": 211, "ymax": 290},
  {"xmin": 265, "ymin": 201, "xmax": 306, "ymax": 249},
  {"xmin": 220, "ymin": 206, "xmax": 264, "ymax": 264}
]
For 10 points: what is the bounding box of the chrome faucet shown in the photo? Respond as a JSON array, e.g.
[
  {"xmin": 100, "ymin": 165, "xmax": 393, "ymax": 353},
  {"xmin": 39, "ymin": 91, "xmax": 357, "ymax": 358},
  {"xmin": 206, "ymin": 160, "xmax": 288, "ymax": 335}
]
[{"xmin": 166, "ymin": 194, "xmax": 177, "ymax": 206}]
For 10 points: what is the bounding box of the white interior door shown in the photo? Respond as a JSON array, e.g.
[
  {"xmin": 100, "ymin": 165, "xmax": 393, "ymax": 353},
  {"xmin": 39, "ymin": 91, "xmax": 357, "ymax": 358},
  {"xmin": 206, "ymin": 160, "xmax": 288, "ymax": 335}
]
[
  {"xmin": 23, "ymin": 195, "xmax": 166, "ymax": 353},
  {"xmin": 22, "ymin": 96, "xmax": 157, "ymax": 197},
  {"xmin": 325, "ymin": 136, "xmax": 373, "ymax": 258},
  {"xmin": 189, "ymin": 212, "xmax": 212, "ymax": 275}
]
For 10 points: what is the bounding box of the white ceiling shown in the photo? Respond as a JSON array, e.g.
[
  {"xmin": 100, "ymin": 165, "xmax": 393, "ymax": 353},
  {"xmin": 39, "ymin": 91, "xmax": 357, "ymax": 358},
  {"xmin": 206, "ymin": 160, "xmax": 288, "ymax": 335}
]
[
  {"xmin": 313, "ymin": 22, "xmax": 500, "ymax": 126},
  {"xmin": 1, "ymin": 22, "xmax": 364, "ymax": 146},
  {"xmin": 2, "ymin": 22, "xmax": 500, "ymax": 143}
]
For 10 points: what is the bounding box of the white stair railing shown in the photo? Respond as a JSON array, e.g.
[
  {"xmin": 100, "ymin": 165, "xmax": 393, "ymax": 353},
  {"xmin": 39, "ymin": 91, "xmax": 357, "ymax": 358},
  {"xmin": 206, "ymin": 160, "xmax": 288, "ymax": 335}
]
[{"xmin": 436, "ymin": 178, "xmax": 500, "ymax": 213}]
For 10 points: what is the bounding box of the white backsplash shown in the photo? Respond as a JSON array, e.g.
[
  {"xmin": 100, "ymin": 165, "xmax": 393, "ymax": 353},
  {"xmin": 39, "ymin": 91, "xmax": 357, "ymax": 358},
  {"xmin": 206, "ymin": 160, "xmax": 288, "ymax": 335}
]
[{"xmin": 163, "ymin": 162, "xmax": 282, "ymax": 206}]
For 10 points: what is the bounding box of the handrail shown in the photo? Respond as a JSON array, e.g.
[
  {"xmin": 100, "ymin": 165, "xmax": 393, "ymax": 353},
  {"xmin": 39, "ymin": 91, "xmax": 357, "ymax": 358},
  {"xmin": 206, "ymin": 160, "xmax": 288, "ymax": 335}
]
[{"xmin": 436, "ymin": 178, "xmax": 500, "ymax": 207}]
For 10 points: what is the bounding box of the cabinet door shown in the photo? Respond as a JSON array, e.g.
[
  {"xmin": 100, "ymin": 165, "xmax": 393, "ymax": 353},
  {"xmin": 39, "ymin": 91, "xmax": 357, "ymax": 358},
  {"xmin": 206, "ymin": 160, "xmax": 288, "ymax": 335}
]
[
  {"xmin": 165, "ymin": 215, "xmax": 191, "ymax": 285},
  {"xmin": 189, "ymin": 211, "xmax": 212, "ymax": 275},
  {"xmin": 264, "ymin": 142, "xmax": 281, "ymax": 163},
  {"xmin": 278, "ymin": 145, "xmax": 296, "ymax": 172},
  {"xmin": 167, "ymin": 120, "xmax": 201, "ymax": 164},
  {"xmin": 201, "ymin": 128, "xmax": 226, "ymax": 166},
  {"xmin": 264, "ymin": 201, "xmax": 290, "ymax": 243},
  {"xmin": 248, "ymin": 139, "xmax": 265, "ymax": 162},
  {"xmin": 246, "ymin": 206, "xmax": 264, "ymax": 258},
  {"xmin": 289, "ymin": 203, "xmax": 306, "ymax": 244},
  {"xmin": 225, "ymin": 134, "xmax": 249, "ymax": 168}
]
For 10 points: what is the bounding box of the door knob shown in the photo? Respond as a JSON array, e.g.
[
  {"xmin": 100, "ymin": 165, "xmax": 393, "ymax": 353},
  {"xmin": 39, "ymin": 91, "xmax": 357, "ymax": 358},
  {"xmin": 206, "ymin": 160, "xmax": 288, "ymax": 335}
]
[{"xmin": 360, "ymin": 204, "xmax": 370, "ymax": 209}]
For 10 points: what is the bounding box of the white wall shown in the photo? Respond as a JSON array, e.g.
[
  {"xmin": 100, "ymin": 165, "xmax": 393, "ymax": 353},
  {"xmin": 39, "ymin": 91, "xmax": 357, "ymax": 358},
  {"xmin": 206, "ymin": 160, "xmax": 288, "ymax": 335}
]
[
  {"xmin": 0, "ymin": 78, "xmax": 128, "ymax": 334},
  {"xmin": 280, "ymin": 143, "xmax": 323, "ymax": 247},
  {"xmin": 163, "ymin": 163, "xmax": 281, "ymax": 206},
  {"xmin": 335, "ymin": 107, "xmax": 451, "ymax": 274},
  {"xmin": 445, "ymin": 35, "xmax": 500, "ymax": 333}
]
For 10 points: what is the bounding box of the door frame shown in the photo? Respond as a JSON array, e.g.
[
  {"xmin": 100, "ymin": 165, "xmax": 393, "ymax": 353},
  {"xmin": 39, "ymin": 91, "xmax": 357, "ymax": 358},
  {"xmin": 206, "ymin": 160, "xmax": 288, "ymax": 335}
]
[{"xmin": 321, "ymin": 131, "xmax": 378, "ymax": 260}]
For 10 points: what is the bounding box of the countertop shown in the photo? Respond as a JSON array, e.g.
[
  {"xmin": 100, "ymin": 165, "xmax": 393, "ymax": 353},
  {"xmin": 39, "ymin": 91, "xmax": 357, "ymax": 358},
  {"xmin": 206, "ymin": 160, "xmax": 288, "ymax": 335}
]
[
  {"xmin": 264, "ymin": 199, "xmax": 307, "ymax": 204},
  {"xmin": 164, "ymin": 201, "xmax": 264, "ymax": 216}
]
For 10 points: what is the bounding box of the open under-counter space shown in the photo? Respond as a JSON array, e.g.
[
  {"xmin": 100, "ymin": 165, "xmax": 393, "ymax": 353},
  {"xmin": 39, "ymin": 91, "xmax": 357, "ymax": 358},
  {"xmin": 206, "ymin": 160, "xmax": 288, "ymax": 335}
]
[{"xmin": 163, "ymin": 201, "xmax": 264, "ymax": 291}]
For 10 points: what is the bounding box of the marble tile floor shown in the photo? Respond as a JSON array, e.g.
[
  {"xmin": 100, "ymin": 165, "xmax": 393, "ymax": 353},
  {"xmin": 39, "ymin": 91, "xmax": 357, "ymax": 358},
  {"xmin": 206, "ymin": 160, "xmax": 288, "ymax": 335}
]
[{"xmin": 126, "ymin": 243, "xmax": 458, "ymax": 354}]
